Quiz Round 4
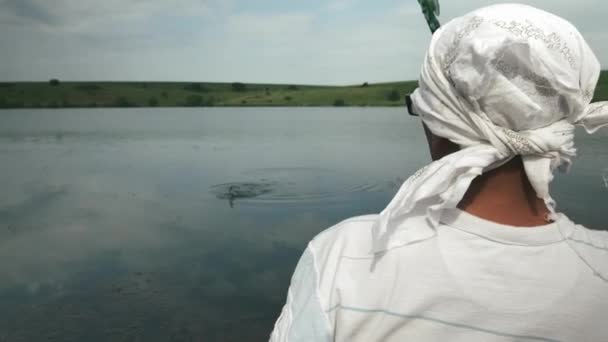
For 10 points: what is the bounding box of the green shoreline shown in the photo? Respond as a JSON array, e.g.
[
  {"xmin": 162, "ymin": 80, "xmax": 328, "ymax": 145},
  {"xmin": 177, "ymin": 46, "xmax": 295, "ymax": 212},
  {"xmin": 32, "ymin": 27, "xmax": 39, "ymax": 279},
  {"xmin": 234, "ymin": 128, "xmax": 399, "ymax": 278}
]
[{"xmin": 1, "ymin": 70, "xmax": 607, "ymax": 109}]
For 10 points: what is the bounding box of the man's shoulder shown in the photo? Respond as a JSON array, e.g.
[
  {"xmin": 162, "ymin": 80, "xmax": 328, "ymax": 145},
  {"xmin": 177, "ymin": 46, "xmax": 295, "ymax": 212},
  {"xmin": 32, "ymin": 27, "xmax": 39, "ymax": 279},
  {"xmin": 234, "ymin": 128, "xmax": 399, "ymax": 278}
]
[
  {"xmin": 564, "ymin": 219, "xmax": 608, "ymax": 277},
  {"xmin": 568, "ymin": 222, "xmax": 608, "ymax": 251},
  {"xmin": 308, "ymin": 214, "xmax": 379, "ymax": 260}
]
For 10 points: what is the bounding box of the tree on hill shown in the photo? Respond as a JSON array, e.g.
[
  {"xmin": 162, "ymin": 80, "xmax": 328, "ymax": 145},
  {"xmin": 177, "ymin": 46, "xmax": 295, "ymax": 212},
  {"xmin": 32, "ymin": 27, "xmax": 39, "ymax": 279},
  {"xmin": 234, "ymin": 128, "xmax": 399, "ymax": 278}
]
[
  {"xmin": 333, "ymin": 99, "xmax": 346, "ymax": 106},
  {"xmin": 205, "ymin": 96, "xmax": 216, "ymax": 106},
  {"xmin": 287, "ymin": 85, "xmax": 299, "ymax": 90},
  {"xmin": 184, "ymin": 83, "xmax": 209, "ymax": 92},
  {"xmin": 49, "ymin": 79, "xmax": 60, "ymax": 86},
  {"xmin": 387, "ymin": 89, "xmax": 400, "ymax": 101},
  {"xmin": 231, "ymin": 82, "xmax": 247, "ymax": 92},
  {"xmin": 76, "ymin": 84, "xmax": 101, "ymax": 92},
  {"xmin": 361, "ymin": 82, "xmax": 369, "ymax": 87},
  {"xmin": 114, "ymin": 96, "xmax": 135, "ymax": 107},
  {"xmin": 186, "ymin": 95, "xmax": 204, "ymax": 106}
]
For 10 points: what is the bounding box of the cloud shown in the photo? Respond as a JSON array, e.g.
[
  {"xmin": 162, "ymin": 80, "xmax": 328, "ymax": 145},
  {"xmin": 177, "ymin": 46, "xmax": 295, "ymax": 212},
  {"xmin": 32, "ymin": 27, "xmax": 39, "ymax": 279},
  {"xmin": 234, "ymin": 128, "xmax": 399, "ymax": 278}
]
[
  {"xmin": 204, "ymin": 3, "xmax": 432, "ymax": 84},
  {"xmin": 0, "ymin": 0, "xmax": 57, "ymax": 26},
  {"xmin": 225, "ymin": 12, "xmax": 314, "ymax": 41},
  {"xmin": 326, "ymin": 0, "xmax": 357, "ymax": 11},
  {"xmin": 0, "ymin": 0, "xmax": 607, "ymax": 83},
  {"xmin": 0, "ymin": 0, "xmax": 221, "ymax": 36}
]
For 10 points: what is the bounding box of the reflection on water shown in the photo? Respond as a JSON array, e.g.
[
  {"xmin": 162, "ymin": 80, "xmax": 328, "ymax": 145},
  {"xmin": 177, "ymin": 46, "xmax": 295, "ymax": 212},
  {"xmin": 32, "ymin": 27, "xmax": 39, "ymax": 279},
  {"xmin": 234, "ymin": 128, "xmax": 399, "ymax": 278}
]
[{"xmin": 0, "ymin": 108, "xmax": 606, "ymax": 341}]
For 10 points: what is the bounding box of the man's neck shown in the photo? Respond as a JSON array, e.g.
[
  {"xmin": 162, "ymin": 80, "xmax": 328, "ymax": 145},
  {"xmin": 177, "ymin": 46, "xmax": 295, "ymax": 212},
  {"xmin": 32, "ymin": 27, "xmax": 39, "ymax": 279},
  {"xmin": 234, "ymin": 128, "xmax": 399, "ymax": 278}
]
[{"xmin": 457, "ymin": 157, "xmax": 552, "ymax": 227}]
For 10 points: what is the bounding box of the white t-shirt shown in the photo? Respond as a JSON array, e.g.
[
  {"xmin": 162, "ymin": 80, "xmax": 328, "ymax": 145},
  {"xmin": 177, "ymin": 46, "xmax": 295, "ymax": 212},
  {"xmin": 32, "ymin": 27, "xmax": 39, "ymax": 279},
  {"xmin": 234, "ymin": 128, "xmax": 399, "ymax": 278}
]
[{"xmin": 270, "ymin": 209, "xmax": 608, "ymax": 341}]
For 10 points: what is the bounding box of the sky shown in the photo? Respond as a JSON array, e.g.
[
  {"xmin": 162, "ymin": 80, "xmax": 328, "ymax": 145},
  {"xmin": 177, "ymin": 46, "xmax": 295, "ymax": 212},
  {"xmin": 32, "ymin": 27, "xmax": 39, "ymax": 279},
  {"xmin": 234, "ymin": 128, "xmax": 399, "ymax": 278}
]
[{"xmin": 1, "ymin": 0, "xmax": 607, "ymax": 85}]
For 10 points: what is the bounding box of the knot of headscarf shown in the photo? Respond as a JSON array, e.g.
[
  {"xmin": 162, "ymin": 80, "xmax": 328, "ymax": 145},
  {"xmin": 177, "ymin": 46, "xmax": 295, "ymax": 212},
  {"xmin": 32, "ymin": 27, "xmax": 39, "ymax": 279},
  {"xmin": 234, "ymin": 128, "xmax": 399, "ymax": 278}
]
[{"xmin": 371, "ymin": 4, "xmax": 608, "ymax": 254}]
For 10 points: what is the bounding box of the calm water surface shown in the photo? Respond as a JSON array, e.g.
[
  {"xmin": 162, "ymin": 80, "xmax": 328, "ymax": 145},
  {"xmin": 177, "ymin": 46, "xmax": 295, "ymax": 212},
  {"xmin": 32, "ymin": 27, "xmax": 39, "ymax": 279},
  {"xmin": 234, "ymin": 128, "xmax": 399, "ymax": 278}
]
[{"xmin": 0, "ymin": 108, "xmax": 606, "ymax": 341}]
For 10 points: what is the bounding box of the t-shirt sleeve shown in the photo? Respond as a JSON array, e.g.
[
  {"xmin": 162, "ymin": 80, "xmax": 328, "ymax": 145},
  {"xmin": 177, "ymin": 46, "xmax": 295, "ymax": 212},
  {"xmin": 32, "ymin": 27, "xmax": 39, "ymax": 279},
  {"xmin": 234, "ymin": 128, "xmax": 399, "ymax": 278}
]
[{"xmin": 269, "ymin": 245, "xmax": 333, "ymax": 342}]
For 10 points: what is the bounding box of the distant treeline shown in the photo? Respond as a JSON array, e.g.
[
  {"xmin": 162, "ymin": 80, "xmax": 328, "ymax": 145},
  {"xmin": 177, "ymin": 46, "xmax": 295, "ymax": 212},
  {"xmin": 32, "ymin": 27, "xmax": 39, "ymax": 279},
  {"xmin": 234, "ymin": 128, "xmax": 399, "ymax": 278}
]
[
  {"xmin": 0, "ymin": 79, "xmax": 415, "ymax": 108},
  {"xmin": 1, "ymin": 71, "xmax": 607, "ymax": 109}
]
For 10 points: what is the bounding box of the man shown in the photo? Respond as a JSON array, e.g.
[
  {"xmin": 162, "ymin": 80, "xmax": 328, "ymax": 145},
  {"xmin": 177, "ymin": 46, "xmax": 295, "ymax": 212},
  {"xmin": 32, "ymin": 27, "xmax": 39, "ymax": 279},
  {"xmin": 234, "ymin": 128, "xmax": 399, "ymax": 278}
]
[{"xmin": 270, "ymin": 4, "xmax": 608, "ymax": 341}]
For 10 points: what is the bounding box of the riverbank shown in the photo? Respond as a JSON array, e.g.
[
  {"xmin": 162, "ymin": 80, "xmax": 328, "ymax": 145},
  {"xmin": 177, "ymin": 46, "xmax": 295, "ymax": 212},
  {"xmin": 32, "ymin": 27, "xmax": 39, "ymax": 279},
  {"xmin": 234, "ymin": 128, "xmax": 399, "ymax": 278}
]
[{"xmin": 1, "ymin": 70, "xmax": 607, "ymax": 108}]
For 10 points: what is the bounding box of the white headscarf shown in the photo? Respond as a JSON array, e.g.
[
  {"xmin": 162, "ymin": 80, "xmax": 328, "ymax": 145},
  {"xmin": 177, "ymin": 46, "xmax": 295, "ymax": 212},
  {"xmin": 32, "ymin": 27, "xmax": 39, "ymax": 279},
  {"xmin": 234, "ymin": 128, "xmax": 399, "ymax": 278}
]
[{"xmin": 372, "ymin": 4, "xmax": 608, "ymax": 253}]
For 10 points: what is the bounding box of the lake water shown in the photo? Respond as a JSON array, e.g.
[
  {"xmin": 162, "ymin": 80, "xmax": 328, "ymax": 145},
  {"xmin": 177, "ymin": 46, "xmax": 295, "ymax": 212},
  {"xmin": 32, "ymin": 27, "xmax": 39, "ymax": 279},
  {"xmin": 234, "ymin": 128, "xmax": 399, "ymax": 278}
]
[{"xmin": 0, "ymin": 108, "xmax": 606, "ymax": 341}]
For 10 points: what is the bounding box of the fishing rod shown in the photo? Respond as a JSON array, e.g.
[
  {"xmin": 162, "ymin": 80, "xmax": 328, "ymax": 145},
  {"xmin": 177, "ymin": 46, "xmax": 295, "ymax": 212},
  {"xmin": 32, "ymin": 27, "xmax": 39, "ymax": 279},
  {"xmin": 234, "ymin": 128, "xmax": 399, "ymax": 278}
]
[
  {"xmin": 418, "ymin": 0, "xmax": 441, "ymax": 33},
  {"xmin": 405, "ymin": 1, "xmax": 441, "ymax": 114}
]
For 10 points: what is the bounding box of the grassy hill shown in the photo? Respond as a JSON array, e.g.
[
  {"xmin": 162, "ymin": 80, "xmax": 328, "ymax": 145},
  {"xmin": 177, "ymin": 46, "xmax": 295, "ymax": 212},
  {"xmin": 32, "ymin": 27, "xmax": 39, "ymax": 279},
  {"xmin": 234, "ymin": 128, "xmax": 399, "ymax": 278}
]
[{"xmin": 0, "ymin": 70, "xmax": 607, "ymax": 108}]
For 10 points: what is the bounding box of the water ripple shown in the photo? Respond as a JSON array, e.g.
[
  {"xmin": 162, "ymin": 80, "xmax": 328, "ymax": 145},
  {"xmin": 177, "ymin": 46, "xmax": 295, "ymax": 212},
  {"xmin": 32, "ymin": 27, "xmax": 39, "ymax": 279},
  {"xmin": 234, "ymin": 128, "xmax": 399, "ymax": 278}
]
[{"xmin": 210, "ymin": 168, "xmax": 405, "ymax": 207}]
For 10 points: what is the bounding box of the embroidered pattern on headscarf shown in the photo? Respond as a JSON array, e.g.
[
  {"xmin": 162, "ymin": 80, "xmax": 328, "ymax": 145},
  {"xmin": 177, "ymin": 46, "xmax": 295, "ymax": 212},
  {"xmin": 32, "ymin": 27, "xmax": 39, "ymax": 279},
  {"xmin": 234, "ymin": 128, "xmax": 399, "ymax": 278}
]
[
  {"xmin": 442, "ymin": 16, "xmax": 484, "ymax": 72},
  {"xmin": 493, "ymin": 20, "xmax": 576, "ymax": 69}
]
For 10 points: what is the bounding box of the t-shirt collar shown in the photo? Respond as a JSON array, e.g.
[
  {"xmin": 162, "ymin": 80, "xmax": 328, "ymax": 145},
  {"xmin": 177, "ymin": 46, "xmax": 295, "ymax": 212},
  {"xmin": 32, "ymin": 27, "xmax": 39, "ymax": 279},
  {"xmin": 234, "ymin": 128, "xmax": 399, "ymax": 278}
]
[{"xmin": 440, "ymin": 208, "xmax": 574, "ymax": 246}]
